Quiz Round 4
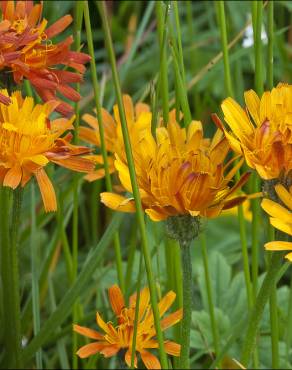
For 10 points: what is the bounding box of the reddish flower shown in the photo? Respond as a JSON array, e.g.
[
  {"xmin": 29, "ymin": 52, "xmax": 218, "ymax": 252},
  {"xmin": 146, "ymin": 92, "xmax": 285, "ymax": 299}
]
[{"xmin": 0, "ymin": 1, "xmax": 90, "ymax": 116}]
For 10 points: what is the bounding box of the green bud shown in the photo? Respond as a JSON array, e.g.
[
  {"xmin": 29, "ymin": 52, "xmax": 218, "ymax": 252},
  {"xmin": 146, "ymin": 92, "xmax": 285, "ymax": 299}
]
[{"xmin": 165, "ymin": 214, "xmax": 201, "ymax": 247}]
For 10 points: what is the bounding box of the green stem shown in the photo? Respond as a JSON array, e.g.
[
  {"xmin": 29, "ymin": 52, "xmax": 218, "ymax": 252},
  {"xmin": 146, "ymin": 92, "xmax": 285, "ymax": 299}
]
[
  {"xmin": 267, "ymin": 1, "xmax": 274, "ymax": 89},
  {"xmin": 268, "ymin": 223, "xmax": 279, "ymax": 368},
  {"xmin": 173, "ymin": 1, "xmax": 186, "ymax": 85},
  {"xmin": 84, "ymin": 0, "xmax": 125, "ymax": 293},
  {"xmin": 240, "ymin": 251, "xmax": 283, "ymax": 366},
  {"xmin": 253, "ymin": 0, "xmax": 264, "ymax": 95},
  {"xmin": 170, "ymin": 43, "xmax": 192, "ymax": 126},
  {"xmin": 156, "ymin": 1, "xmax": 169, "ymax": 123},
  {"xmin": 217, "ymin": 0, "xmax": 234, "ymax": 97},
  {"xmin": 179, "ymin": 241, "xmax": 192, "ymax": 369},
  {"xmin": 269, "ymin": 285, "xmax": 279, "ymax": 369},
  {"xmin": 30, "ymin": 183, "xmax": 42, "ymax": 369},
  {"xmin": 200, "ymin": 233, "xmax": 219, "ymax": 356},
  {"xmin": 97, "ymin": 2, "xmax": 168, "ymax": 368},
  {"xmin": 285, "ymin": 273, "xmax": 292, "ymax": 363},
  {"xmin": 217, "ymin": 0, "xmax": 253, "ymax": 315},
  {"xmin": 131, "ymin": 253, "xmax": 143, "ymax": 369},
  {"xmin": 251, "ymin": 174, "xmax": 260, "ymax": 299},
  {"xmin": 251, "ymin": 1, "xmax": 263, "ymax": 353},
  {"xmin": 72, "ymin": 3, "xmax": 84, "ymax": 368},
  {"xmin": 238, "ymin": 204, "xmax": 253, "ymax": 309},
  {"xmin": 1, "ymin": 188, "xmax": 23, "ymax": 368}
]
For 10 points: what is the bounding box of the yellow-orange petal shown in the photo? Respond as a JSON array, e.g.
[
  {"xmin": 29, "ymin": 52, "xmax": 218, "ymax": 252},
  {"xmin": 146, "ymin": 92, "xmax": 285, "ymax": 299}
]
[
  {"xmin": 52, "ymin": 157, "xmax": 94, "ymax": 173},
  {"xmin": 76, "ymin": 342, "xmax": 106, "ymax": 358},
  {"xmin": 264, "ymin": 241, "xmax": 292, "ymax": 252},
  {"xmin": 3, "ymin": 164, "xmax": 22, "ymax": 189},
  {"xmin": 114, "ymin": 95, "xmax": 134, "ymax": 125},
  {"xmin": 270, "ymin": 217, "xmax": 292, "ymax": 236},
  {"xmin": 130, "ymin": 287, "xmax": 150, "ymax": 320},
  {"xmin": 34, "ymin": 169, "xmax": 57, "ymax": 212},
  {"xmin": 45, "ymin": 14, "xmax": 73, "ymax": 38},
  {"xmin": 28, "ymin": 155, "xmax": 49, "ymax": 166},
  {"xmin": 261, "ymin": 199, "xmax": 291, "ymax": 223},
  {"xmin": 82, "ymin": 113, "xmax": 99, "ymax": 130},
  {"xmin": 285, "ymin": 252, "xmax": 292, "ymax": 261},
  {"xmin": 96, "ymin": 312, "xmax": 113, "ymax": 336},
  {"xmin": 27, "ymin": 3, "xmax": 42, "ymax": 27},
  {"xmin": 145, "ymin": 208, "xmax": 168, "ymax": 221},
  {"xmin": 244, "ymin": 89, "xmax": 260, "ymax": 126},
  {"xmin": 100, "ymin": 192, "xmax": 136, "ymax": 213},
  {"xmin": 158, "ymin": 291, "xmax": 176, "ymax": 317},
  {"xmin": 73, "ymin": 324, "xmax": 104, "ymax": 340},
  {"xmin": 164, "ymin": 341, "xmax": 181, "ymax": 356},
  {"xmin": 275, "ymin": 184, "xmax": 292, "ymax": 211},
  {"xmin": 125, "ymin": 349, "xmax": 138, "ymax": 368},
  {"xmin": 140, "ymin": 350, "xmax": 161, "ymax": 370},
  {"xmin": 108, "ymin": 285, "xmax": 125, "ymax": 316},
  {"xmin": 160, "ymin": 308, "xmax": 183, "ymax": 331},
  {"xmin": 84, "ymin": 170, "xmax": 107, "ymax": 182},
  {"xmin": 100, "ymin": 345, "xmax": 120, "ymax": 358},
  {"xmin": 79, "ymin": 126, "xmax": 99, "ymax": 146},
  {"xmin": 224, "ymin": 129, "xmax": 243, "ymax": 155},
  {"xmin": 221, "ymin": 97, "xmax": 254, "ymax": 138}
]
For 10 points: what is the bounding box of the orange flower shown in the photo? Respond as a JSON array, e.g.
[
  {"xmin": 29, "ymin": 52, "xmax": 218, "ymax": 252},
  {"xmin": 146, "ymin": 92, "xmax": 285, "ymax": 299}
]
[
  {"xmin": 216, "ymin": 83, "xmax": 292, "ymax": 180},
  {"xmin": 262, "ymin": 183, "xmax": 292, "ymax": 261},
  {"xmin": 0, "ymin": 1, "xmax": 90, "ymax": 116},
  {"xmin": 0, "ymin": 89, "xmax": 94, "ymax": 211},
  {"xmin": 74, "ymin": 285, "xmax": 182, "ymax": 369},
  {"xmin": 79, "ymin": 95, "xmax": 151, "ymax": 181},
  {"xmin": 100, "ymin": 103, "xmax": 249, "ymax": 221}
]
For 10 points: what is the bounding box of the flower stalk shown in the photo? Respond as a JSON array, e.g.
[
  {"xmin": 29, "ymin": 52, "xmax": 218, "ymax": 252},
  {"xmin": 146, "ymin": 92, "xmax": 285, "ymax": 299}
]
[
  {"xmin": 97, "ymin": 2, "xmax": 168, "ymax": 368},
  {"xmin": 179, "ymin": 241, "xmax": 192, "ymax": 369},
  {"xmin": 240, "ymin": 250, "xmax": 283, "ymax": 366},
  {"xmin": 84, "ymin": 0, "xmax": 125, "ymax": 293},
  {"xmin": 166, "ymin": 215, "xmax": 201, "ymax": 369},
  {"xmin": 1, "ymin": 188, "xmax": 23, "ymax": 368}
]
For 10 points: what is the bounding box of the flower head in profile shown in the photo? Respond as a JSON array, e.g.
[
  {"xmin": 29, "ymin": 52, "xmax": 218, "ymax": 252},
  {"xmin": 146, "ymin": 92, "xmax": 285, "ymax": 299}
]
[
  {"xmin": 79, "ymin": 95, "xmax": 151, "ymax": 181},
  {"xmin": 101, "ymin": 112, "xmax": 249, "ymax": 221},
  {"xmin": 74, "ymin": 285, "xmax": 182, "ymax": 369},
  {"xmin": 216, "ymin": 83, "xmax": 292, "ymax": 180},
  {"xmin": 80, "ymin": 95, "xmax": 181, "ymax": 182},
  {"xmin": 0, "ymin": 0, "xmax": 90, "ymax": 116},
  {"xmin": 262, "ymin": 184, "xmax": 292, "ymax": 261},
  {"xmin": 0, "ymin": 89, "xmax": 94, "ymax": 211}
]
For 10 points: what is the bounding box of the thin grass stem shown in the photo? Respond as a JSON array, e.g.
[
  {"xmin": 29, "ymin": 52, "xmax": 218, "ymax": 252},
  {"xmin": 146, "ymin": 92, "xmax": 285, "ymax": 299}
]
[
  {"xmin": 267, "ymin": 1, "xmax": 274, "ymax": 89},
  {"xmin": 200, "ymin": 233, "xmax": 220, "ymax": 357},
  {"xmin": 84, "ymin": 0, "xmax": 125, "ymax": 293},
  {"xmin": 179, "ymin": 241, "xmax": 192, "ymax": 369},
  {"xmin": 217, "ymin": 1, "xmax": 234, "ymax": 97},
  {"xmin": 2, "ymin": 188, "xmax": 23, "ymax": 368},
  {"xmin": 217, "ymin": 0, "xmax": 253, "ymax": 313},
  {"xmin": 30, "ymin": 183, "xmax": 43, "ymax": 369},
  {"xmin": 72, "ymin": 3, "xmax": 84, "ymax": 368},
  {"xmin": 131, "ymin": 253, "xmax": 143, "ymax": 369},
  {"xmin": 240, "ymin": 251, "xmax": 283, "ymax": 366},
  {"xmin": 97, "ymin": 2, "xmax": 168, "ymax": 368},
  {"xmin": 156, "ymin": 1, "xmax": 169, "ymax": 123}
]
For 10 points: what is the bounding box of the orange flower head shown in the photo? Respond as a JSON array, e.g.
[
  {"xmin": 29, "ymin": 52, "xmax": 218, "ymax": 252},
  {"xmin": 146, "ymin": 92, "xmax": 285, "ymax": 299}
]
[
  {"xmin": 100, "ymin": 101, "xmax": 250, "ymax": 221},
  {"xmin": 79, "ymin": 95, "xmax": 182, "ymax": 183},
  {"xmin": 74, "ymin": 285, "xmax": 182, "ymax": 369},
  {"xmin": 262, "ymin": 183, "xmax": 292, "ymax": 261},
  {"xmin": 0, "ymin": 1, "xmax": 90, "ymax": 116},
  {"xmin": 217, "ymin": 83, "xmax": 292, "ymax": 180},
  {"xmin": 79, "ymin": 95, "xmax": 151, "ymax": 182},
  {"xmin": 0, "ymin": 89, "xmax": 94, "ymax": 211}
]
